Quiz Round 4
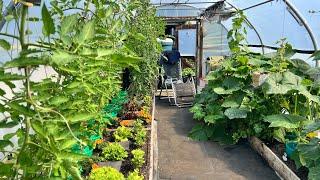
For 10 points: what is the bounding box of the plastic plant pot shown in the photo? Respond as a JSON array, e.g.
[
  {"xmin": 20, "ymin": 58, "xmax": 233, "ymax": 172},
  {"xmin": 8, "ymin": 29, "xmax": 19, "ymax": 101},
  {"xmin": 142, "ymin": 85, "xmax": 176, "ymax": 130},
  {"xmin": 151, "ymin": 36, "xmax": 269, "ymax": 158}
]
[
  {"xmin": 285, "ymin": 141, "xmax": 297, "ymax": 158},
  {"xmin": 119, "ymin": 141, "xmax": 130, "ymax": 151},
  {"xmin": 97, "ymin": 161, "xmax": 122, "ymax": 171}
]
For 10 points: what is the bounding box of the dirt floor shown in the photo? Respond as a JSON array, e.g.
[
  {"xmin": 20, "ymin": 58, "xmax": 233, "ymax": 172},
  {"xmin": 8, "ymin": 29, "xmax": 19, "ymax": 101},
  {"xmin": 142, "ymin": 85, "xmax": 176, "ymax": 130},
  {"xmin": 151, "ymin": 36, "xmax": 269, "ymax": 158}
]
[{"xmin": 155, "ymin": 99, "xmax": 279, "ymax": 180}]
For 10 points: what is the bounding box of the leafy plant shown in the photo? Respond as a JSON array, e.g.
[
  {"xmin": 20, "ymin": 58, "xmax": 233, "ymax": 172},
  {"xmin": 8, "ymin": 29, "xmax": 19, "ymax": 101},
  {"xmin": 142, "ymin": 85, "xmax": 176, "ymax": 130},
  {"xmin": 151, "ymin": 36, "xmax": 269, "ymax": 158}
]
[
  {"xmin": 131, "ymin": 149, "xmax": 145, "ymax": 169},
  {"xmin": 114, "ymin": 126, "xmax": 132, "ymax": 142},
  {"xmin": 127, "ymin": 0, "xmax": 165, "ymax": 99},
  {"xmin": 0, "ymin": 0, "xmax": 163, "ymax": 178},
  {"xmin": 103, "ymin": 143, "xmax": 128, "ymax": 161},
  {"xmin": 189, "ymin": 11, "xmax": 320, "ymax": 145},
  {"xmin": 89, "ymin": 166, "xmax": 125, "ymax": 180},
  {"xmin": 182, "ymin": 68, "xmax": 196, "ymax": 77},
  {"xmin": 132, "ymin": 120, "xmax": 147, "ymax": 146},
  {"xmin": 127, "ymin": 170, "xmax": 144, "ymax": 180}
]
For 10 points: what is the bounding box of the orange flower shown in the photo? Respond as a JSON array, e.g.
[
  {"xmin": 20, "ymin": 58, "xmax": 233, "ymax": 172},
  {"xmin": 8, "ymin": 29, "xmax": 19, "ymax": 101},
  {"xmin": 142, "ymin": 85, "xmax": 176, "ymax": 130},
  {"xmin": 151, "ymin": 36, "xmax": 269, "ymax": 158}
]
[
  {"xmin": 92, "ymin": 163, "xmax": 99, "ymax": 169},
  {"xmin": 120, "ymin": 120, "xmax": 135, "ymax": 127},
  {"xmin": 94, "ymin": 139, "xmax": 104, "ymax": 145}
]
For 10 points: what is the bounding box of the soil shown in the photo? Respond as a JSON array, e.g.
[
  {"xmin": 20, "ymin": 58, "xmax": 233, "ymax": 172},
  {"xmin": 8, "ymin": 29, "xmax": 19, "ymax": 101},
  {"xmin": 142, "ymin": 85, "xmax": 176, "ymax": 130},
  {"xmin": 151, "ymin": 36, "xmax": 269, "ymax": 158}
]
[{"xmin": 267, "ymin": 142, "xmax": 308, "ymax": 180}]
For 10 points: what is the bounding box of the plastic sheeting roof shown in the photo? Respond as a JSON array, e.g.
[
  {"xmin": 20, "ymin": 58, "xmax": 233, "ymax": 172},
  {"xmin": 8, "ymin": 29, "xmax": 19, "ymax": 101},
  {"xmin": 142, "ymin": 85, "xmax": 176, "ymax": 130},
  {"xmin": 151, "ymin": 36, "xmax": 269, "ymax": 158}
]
[{"xmin": 152, "ymin": 0, "xmax": 320, "ymax": 53}]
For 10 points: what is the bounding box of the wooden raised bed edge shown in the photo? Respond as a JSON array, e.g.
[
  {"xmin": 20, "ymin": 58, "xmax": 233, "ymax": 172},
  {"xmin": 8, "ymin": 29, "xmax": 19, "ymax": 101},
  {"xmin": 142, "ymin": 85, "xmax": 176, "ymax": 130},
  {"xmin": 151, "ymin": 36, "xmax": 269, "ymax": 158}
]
[
  {"xmin": 248, "ymin": 137, "xmax": 300, "ymax": 180},
  {"xmin": 149, "ymin": 95, "xmax": 158, "ymax": 180}
]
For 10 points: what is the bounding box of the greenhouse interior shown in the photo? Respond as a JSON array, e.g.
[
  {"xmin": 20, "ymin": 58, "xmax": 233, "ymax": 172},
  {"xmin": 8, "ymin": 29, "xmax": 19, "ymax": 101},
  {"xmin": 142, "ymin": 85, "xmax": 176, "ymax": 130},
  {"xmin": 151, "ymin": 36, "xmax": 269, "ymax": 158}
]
[{"xmin": 0, "ymin": 0, "xmax": 319, "ymax": 179}]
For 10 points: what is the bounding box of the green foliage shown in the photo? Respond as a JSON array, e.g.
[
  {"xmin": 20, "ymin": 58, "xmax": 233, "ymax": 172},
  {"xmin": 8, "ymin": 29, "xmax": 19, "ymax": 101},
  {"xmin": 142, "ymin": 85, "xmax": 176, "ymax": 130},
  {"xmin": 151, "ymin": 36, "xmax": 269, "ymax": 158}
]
[
  {"xmin": 103, "ymin": 143, "xmax": 128, "ymax": 161},
  {"xmin": 131, "ymin": 149, "xmax": 145, "ymax": 169},
  {"xmin": 132, "ymin": 120, "xmax": 147, "ymax": 146},
  {"xmin": 127, "ymin": 0, "xmax": 165, "ymax": 99},
  {"xmin": 182, "ymin": 68, "xmax": 196, "ymax": 77},
  {"xmin": 0, "ymin": 0, "xmax": 162, "ymax": 179},
  {"xmin": 89, "ymin": 167, "xmax": 125, "ymax": 180},
  {"xmin": 189, "ymin": 11, "xmax": 320, "ymax": 145},
  {"xmin": 114, "ymin": 126, "xmax": 132, "ymax": 142},
  {"xmin": 127, "ymin": 170, "xmax": 144, "ymax": 180}
]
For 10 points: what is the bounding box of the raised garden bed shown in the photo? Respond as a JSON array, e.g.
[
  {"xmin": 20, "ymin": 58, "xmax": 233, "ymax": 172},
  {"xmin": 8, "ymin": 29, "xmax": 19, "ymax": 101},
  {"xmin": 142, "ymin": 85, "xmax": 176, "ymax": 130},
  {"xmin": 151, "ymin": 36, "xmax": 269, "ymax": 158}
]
[
  {"xmin": 249, "ymin": 137, "xmax": 302, "ymax": 180},
  {"xmin": 80, "ymin": 96, "xmax": 157, "ymax": 180}
]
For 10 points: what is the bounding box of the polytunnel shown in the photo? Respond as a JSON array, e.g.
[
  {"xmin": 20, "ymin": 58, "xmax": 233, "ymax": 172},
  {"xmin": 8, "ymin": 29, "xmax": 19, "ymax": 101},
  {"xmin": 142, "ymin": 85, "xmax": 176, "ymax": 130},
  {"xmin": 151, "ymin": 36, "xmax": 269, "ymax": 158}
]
[
  {"xmin": 152, "ymin": 0, "xmax": 320, "ymax": 67},
  {"xmin": 0, "ymin": 1, "xmax": 320, "ymax": 180}
]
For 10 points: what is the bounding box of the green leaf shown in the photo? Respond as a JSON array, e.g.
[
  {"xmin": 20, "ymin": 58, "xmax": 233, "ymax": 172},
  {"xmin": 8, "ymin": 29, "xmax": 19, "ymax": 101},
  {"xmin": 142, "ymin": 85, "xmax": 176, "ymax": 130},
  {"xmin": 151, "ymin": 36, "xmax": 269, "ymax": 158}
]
[
  {"xmin": 213, "ymin": 87, "xmax": 232, "ymax": 95},
  {"xmin": 311, "ymin": 50, "xmax": 320, "ymax": 61},
  {"xmin": 67, "ymin": 113, "xmax": 96, "ymax": 123},
  {"xmin": 61, "ymin": 159, "xmax": 82, "ymax": 180},
  {"xmin": 0, "ymin": 73, "xmax": 26, "ymax": 81},
  {"xmin": 0, "ymin": 39, "xmax": 11, "ymax": 50},
  {"xmin": 262, "ymin": 73, "xmax": 290, "ymax": 94},
  {"xmin": 221, "ymin": 93, "xmax": 245, "ymax": 108},
  {"xmin": 0, "ymin": 140, "xmax": 13, "ymax": 149},
  {"xmin": 49, "ymin": 96, "xmax": 69, "ymax": 106},
  {"xmin": 97, "ymin": 49, "xmax": 114, "ymax": 57},
  {"xmin": 0, "ymin": 121, "xmax": 19, "ymax": 128},
  {"xmin": 0, "ymin": 163, "xmax": 14, "ymax": 176},
  {"xmin": 4, "ymin": 15, "xmax": 14, "ymax": 22},
  {"xmin": 58, "ymin": 152, "xmax": 87, "ymax": 160},
  {"xmin": 4, "ymin": 56, "xmax": 49, "ymax": 68},
  {"xmin": 59, "ymin": 139, "xmax": 77, "ymax": 150},
  {"xmin": 263, "ymin": 114, "xmax": 307, "ymax": 128},
  {"xmin": 308, "ymin": 166, "xmax": 320, "ymax": 180},
  {"xmin": 42, "ymin": 3, "xmax": 55, "ymax": 36},
  {"xmin": 76, "ymin": 20, "xmax": 95, "ymax": 45},
  {"xmin": 273, "ymin": 128, "xmax": 285, "ymax": 143},
  {"xmin": 190, "ymin": 104, "xmax": 205, "ymax": 120},
  {"xmin": 60, "ymin": 14, "xmax": 78, "ymax": 36},
  {"xmin": 303, "ymin": 121, "xmax": 320, "ymax": 134},
  {"xmin": 31, "ymin": 121, "xmax": 47, "ymax": 139},
  {"xmin": 51, "ymin": 51, "xmax": 75, "ymax": 65},
  {"xmin": 298, "ymin": 138, "xmax": 320, "ymax": 161},
  {"xmin": 204, "ymin": 115, "xmax": 224, "ymax": 124},
  {"xmin": 7, "ymin": 102, "xmax": 35, "ymax": 117},
  {"xmin": 3, "ymin": 133, "xmax": 15, "ymax": 140},
  {"xmin": 224, "ymin": 108, "xmax": 247, "ymax": 119},
  {"xmin": 188, "ymin": 124, "xmax": 208, "ymax": 141},
  {"xmin": 110, "ymin": 53, "xmax": 142, "ymax": 65},
  {"xmin": 290, "ymin": 59, "xmax": 311, "ymax": 72}
]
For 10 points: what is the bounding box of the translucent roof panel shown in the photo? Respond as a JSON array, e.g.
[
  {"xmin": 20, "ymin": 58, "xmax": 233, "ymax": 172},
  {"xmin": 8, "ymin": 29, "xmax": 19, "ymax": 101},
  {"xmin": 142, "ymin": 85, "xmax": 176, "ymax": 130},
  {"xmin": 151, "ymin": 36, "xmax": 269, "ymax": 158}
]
[
  {"xmin": 156, "ymin": 4, "xmax": 201, "ymax": 17},
  {"xmin": 152, "ymin": 0, "xmax": 320, "ymax": 53},
  {"xmin": 227, "ymin": 0, "xmax": 316, "ymax": 51}
]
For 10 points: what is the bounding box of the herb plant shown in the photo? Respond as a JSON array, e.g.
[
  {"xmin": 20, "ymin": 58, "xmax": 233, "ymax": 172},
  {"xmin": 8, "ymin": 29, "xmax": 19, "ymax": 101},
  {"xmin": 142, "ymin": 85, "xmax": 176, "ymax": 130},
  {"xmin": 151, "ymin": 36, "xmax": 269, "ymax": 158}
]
[
  {"xmin": 114, "ymin": 126, "xmax": 132, "ymax": 142},
  {"xmin": 127, "ymin": 170, "xmax": 144, "ymax": 180},
  {"xmin": 89, "ymin": 167, "xmax": 125, "ymax": 180},
  {"xmin": 133, "ymin": 120, "xmax": 147, "ymax": 146},
  {"xmin": 103, "ymin": 143, "xmax": 128, "ymax": 161},
  {"xmin": 131, "ymin": 149, "xmax": 145, "ymax": 169}
]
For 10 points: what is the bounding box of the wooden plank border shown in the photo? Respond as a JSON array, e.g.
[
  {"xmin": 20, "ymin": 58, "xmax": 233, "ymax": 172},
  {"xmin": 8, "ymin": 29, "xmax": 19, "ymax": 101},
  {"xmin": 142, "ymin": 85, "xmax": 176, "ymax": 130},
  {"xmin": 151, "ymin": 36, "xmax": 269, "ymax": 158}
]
[
  {"xmin": 248, "ymin": 137, "xmax": 300, "ymax": 180},
  {"xmin": 149, "ymin": 95, "xmax": 158, "ymax": 180}
]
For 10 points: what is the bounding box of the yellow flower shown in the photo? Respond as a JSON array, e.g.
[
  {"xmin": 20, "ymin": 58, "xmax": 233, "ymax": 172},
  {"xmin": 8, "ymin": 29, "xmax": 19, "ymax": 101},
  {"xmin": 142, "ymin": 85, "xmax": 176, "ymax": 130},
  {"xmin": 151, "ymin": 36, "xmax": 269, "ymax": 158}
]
[{"xmin": 307, "ymin": 132, "xmax": 317, "ymax": 138}]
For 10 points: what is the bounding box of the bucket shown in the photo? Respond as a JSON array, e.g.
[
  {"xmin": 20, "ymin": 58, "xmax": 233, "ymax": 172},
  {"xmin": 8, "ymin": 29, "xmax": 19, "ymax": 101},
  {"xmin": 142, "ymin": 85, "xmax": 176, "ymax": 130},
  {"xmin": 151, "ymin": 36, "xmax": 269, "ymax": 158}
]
[{"xmin": 285, "ymin": 141, "xmax": 297, "ymax": 157}]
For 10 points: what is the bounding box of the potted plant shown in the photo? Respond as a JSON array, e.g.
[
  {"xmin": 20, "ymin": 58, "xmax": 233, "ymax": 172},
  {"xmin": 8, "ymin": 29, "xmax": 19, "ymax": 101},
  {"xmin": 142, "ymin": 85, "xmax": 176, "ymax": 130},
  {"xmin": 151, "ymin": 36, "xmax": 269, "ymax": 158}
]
[
  {"xmin": 127, "ymin": 170, "xmax": 144, "ymax": 180},
  {"xmin": 89, "ymin": 166, "xmax": 125, "ymax": 180},
  {"xmin": 131, "ymin": 149, "xmax": 145, "ymax": 169},
  {"xmin": 113, "ymin": 126, "xmax": 132, "ymax": 150},
  {"xmin": 99, "ymin": 143, "xmax": 128, "ymax": 170},
  {"xmin": 132, "ymin": 120, "xmax": 147, "ymax": 147}
]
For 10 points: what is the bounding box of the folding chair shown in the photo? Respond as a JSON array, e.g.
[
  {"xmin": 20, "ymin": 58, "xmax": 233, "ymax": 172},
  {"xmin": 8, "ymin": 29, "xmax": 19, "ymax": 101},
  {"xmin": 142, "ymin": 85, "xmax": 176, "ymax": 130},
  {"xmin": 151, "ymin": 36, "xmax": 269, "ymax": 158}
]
[{"xmin": 159, "ymin": 52, "xmax": 196, "ymax": 107}]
